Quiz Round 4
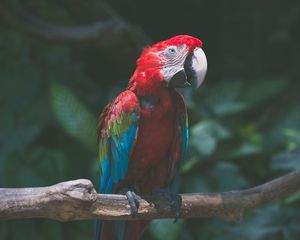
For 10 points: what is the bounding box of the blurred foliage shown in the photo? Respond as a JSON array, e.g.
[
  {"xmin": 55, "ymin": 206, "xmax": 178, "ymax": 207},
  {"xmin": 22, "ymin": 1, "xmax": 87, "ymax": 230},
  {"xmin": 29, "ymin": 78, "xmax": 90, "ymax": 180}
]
[{"xmin": 1, "ymin": 0, "xmax": 300, "ymax": 239}]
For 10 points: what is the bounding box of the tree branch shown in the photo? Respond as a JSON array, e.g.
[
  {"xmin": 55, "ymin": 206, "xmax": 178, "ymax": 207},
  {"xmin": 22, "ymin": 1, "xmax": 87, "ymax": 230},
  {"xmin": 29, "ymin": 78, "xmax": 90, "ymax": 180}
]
[
  {"xmin": 0, "ymin": 170, "xmax": 299, "ymax": 222},
  {"xmin": 0, "ymin": 2, "xmax": 149, "ymax": 47}
]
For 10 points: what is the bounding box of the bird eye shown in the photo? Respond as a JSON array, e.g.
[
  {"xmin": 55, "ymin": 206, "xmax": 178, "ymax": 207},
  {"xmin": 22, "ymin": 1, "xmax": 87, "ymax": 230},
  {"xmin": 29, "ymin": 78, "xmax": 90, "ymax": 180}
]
[{"xmin": 167, "ymin": 46, "xmax": 177, "ymax": 55}]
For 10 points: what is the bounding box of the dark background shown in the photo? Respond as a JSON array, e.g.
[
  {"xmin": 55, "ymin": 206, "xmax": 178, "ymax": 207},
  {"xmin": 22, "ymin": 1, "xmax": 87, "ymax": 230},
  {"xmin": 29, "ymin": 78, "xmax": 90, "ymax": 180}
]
[{"xmin": 1, "ymin": 0, "xmax": 300, "ymax": 239}]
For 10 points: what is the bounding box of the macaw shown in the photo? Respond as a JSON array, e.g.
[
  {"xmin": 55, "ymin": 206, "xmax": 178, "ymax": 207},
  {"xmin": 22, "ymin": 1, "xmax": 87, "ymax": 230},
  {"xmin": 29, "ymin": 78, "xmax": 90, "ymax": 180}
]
[{"xmin": 97, "ymin": 35, "xmax": 207, "ymax": 240}]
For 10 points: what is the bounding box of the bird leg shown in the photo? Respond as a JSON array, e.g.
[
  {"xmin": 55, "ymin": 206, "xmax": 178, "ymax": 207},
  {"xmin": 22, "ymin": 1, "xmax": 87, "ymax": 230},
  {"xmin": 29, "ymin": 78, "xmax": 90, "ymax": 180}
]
[
  {"xmin": 119, "ymin": 188, "xmax": 140, "ymax": 216},
  {"xmin": 153, "ymin": 188, "xmax": 182, "ymax": 222}
]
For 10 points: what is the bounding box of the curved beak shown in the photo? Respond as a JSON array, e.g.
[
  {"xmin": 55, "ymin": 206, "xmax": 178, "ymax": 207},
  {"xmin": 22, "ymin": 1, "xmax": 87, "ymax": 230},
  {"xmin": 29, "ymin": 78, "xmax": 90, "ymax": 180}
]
[
  {"xmin": 191, "ymin": 48, "xmax": 207, "ymax": 88},
  {"xmin": 168, "ymin": 47, "xmax": 207, "ymax": 88}
]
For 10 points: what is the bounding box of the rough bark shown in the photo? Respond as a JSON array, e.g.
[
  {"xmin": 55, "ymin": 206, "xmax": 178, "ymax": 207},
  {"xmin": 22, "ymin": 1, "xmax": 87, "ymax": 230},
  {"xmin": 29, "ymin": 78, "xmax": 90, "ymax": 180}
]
[{"xmin": 0, "ymin": 170, "xmax": 299, "ymax": 222}]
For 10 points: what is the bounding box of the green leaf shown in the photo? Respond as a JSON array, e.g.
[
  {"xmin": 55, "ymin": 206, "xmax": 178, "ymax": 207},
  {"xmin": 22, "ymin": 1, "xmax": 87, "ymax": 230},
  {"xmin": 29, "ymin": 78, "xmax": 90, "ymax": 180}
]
[
  {"xmin": 230, "ymin": 143, "xmax": 262, "ymax": 158},
  {"xmin": 267, "ymin": 103, "xmax": 300, "ymax": 148},
  {"xmin": 226, "ymin": 205, "xmax": 300, "ymax": 240},
  {"xmin": 50, "ymin": 82, "xmax": 97, "ymax": 151},
  {"xmin": 5, "ymin": 161, "xmax": 47, "ymax": 187},
  {"xmin": 0, "ymin": 123, "xmax": 40, "ymax": 155},
  {"xmin": 149, "ymin": 219, "xmax": 185, "ymax": 240},
  {"xmin": 211, "ymin": 162, "xmax": 248, "ymax": 190},
  {"xmin": 26, "ymin": 147, "xmax": 66, "ymax": 183},
  {"xmin": 201, "ymin": 80, "xmax": 248, "ymax": 116},
  {"xmin": 241, "ymin": 76, "xmax": 288, "ymax": 106},
  {"xmin": 197, "ymin": 77, "xmax": 287, "ymax": 117},
  {"xmin": 191, "ymin": 120, "xmax": 231, "ymax": 156},
  {"xmin": 272, "ymin": 150, "xmax": 300, "ymax": 171},
  {"xmin": 180, "ymin": 157, "xmax": 198, "ymax": 174},
  {"xmin": 284, "ymin": 190, "xmax": 300, "ymax": 205},
  {"xmin": 181, "ymin": 175, "xmax": 211, "ymax": 193}
]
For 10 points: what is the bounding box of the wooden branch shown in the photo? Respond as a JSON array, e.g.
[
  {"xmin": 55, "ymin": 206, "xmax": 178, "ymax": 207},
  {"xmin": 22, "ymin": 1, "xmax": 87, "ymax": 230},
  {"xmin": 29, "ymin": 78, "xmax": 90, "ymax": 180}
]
[
  {"xmin": 0, "ymin": 2, "xmax": 149, "ymax": 47},
  {"xmin": 1, "ymin": 170, "xmax": 300, "ymax": 222}
]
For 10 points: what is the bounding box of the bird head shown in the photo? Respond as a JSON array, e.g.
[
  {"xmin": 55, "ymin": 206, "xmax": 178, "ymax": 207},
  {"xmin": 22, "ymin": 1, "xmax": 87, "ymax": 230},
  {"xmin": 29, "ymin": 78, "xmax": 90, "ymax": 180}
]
[{"xmin": 129, "ymin": 35, "xmax": 207, "ymax": 95}]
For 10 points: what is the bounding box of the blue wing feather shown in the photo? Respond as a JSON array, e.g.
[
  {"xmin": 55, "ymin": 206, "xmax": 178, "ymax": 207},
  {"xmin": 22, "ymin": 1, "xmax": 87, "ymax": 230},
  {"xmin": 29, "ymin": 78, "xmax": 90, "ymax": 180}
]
[
  {"xmin": 98, "ymin": 91, "xmax": 140, "ymax": 194},
  {"xmin": 96, "ymin": 92, "xmax": 140, "ymax": 240},
  {"xmin": 99, "ymin": 116, "xmax": 138, "ymax": 193}
]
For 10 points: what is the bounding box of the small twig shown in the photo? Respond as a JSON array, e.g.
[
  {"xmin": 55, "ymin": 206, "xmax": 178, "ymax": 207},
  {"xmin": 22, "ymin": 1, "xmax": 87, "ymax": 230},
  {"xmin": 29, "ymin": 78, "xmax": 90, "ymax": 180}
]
[{"xmin": 0, "ymin": 170, "xmax": 299, "ymax": 222}]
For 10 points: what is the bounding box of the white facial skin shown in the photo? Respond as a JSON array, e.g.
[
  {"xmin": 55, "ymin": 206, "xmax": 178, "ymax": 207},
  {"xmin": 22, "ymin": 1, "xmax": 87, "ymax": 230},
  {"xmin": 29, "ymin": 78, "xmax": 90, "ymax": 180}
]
[
  {"xmin": 159, "ymin": 45, "xmax": 189, "ymax": 82},
  {"xmin": 158, "ymin": 44, "xmax": 207, "ymax": 88}
]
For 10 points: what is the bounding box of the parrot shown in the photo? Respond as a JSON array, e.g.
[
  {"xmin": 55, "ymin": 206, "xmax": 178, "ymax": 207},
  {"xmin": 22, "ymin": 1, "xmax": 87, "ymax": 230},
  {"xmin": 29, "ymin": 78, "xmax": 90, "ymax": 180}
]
[{"xmin": 97, "ymin": 35, "xmax": 207, "ymax": 240}]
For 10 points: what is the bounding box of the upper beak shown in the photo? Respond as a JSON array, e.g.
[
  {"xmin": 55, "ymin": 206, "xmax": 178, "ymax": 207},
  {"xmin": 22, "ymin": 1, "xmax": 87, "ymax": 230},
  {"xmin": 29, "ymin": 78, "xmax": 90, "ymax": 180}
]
[
  {"xmin": 190, "ymin": 47, "xmax": 207, "ymax": 88},
  {"xmin": 168, "ymin": 47, "xmax": 207, "ymax": 88}
]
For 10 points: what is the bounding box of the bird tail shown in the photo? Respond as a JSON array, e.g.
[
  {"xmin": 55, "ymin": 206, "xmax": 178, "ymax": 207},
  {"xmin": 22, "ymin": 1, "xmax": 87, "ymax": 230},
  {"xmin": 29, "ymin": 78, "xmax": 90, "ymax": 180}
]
[{"xmin": 96, "ymin": 220, "xmax": 149, "ymax": 240}]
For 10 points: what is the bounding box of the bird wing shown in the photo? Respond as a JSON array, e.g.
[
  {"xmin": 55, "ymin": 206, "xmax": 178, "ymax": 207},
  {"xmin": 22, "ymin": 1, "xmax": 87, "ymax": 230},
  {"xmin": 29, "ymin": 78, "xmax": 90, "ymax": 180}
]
[{"xmin": 98, "ymin": 90, "xmax": 140, "ymax": 194}]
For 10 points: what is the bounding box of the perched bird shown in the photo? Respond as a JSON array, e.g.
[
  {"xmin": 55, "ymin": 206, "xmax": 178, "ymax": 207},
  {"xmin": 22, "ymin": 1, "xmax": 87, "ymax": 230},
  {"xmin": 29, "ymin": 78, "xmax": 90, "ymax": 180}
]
[{"xmin": 97, "ymin": 35, "xmax": 207, "ymax": 240}]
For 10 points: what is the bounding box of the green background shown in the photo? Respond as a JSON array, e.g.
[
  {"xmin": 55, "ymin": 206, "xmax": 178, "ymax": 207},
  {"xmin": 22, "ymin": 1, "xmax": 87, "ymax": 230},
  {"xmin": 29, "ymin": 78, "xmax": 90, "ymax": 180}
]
[{"xmin": 1, "ymin": 0, "xmax": 300, "ymax": 239}]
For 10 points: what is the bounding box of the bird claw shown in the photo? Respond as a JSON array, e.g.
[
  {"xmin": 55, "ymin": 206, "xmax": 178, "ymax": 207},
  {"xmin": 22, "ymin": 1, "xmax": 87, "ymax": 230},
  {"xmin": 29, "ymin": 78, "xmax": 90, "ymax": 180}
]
[
  {"xmin": 122, "ymin": 190, "xmax": 140, "ymax": 216},
  {"xmin": 172, "ymin": 194, "xmax": 182, "ymax": 223},
  {"xmin": 153, "ymin": 188, "xmax": 182, "ymax": 222}
]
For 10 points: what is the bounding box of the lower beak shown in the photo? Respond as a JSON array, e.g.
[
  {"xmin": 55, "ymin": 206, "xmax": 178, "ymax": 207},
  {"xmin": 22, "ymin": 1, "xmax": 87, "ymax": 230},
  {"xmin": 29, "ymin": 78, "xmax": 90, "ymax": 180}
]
[
  {"xmin": 168, "ymin": 47, "xmax": 207, "ymax": 88},
  {"xmin": 167, "ymin": 70, "xmax": 191, "ymax": 88}
]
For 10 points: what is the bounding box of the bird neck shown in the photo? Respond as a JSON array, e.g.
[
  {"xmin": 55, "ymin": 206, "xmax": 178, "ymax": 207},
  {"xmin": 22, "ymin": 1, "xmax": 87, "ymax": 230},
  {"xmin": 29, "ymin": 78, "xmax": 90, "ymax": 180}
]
[{"xmin": 128, "ymin": 68, "xmax": 170, "ymax": 97}]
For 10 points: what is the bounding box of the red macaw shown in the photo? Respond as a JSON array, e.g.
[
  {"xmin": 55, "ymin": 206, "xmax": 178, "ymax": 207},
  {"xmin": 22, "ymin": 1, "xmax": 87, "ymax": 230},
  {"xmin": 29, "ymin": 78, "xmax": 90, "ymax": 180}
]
[{"xmin": 97, "ymin": 35, "xmax": 207, "ymax": 240}]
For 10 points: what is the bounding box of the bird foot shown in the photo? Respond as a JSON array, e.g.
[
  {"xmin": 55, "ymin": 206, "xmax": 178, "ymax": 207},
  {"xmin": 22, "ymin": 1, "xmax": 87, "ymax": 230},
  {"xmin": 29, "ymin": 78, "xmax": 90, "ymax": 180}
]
[
  {"xmin": 120, "ymin": 189, "xmax": 140, "ymax": 216},
  {"xmin": 153, "ymin": 188, "xmax": 182, "ymax": 222}
]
